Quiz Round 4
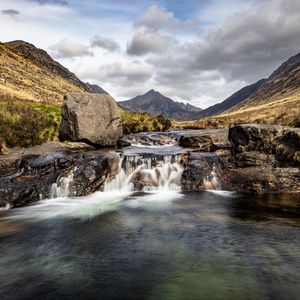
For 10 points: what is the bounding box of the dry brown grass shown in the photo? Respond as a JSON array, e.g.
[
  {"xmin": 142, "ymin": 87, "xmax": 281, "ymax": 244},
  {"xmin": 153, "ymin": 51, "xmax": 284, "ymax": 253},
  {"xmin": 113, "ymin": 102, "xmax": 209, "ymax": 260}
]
[
  {"xmin": 0, "ymin": 43, "xmax": 82, "ymax": 104},
  {"xmin": 174, "ymin": 94, "xmax": 300, "ymax": 129}
]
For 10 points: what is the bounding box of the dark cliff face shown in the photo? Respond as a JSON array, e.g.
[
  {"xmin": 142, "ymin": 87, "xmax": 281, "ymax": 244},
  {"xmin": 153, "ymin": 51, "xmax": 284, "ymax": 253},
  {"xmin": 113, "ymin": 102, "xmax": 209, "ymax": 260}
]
[
  {"xmin": 5, "ymin": 40, "xmax": 107, "ymax": 94},
  {"xmin": 119, "ymin": 89, "xmax": 202, "ymax": 121}
]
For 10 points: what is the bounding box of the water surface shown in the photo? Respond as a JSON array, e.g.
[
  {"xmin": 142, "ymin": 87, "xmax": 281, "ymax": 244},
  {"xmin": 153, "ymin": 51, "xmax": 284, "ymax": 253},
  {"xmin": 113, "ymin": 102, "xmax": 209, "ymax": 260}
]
[{"xmin": 0, "ymin": 191, "xmax": 299, "ymax": 300}]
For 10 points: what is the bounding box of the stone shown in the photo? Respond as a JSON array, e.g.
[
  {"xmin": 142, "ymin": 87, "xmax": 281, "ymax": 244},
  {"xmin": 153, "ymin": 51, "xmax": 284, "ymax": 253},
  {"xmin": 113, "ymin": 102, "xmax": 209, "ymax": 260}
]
[
  {"xmin": 117, "ymin": 139, "xmax": 131, "ymax": 148},
  {"xmin": 228, "ymin": 124, "xmax": 300, "ymax": 165},
  {"xmin": 179, "ymin": 135, "xmax": 214, "ymax": 151},
  {"xmin": 228, "ymin": 151, "xmax": 276, "ymax": 168},
  {"xmin": 181, "ymin": 152, "xmax": 229, "ymax": 191},
  {"xmin": 0, "ymin": 148, "xmax": 117, "ymax": 208},
  {"xmin": 59, "ymin": 92, "xmax": 123, "ymax": 147}
]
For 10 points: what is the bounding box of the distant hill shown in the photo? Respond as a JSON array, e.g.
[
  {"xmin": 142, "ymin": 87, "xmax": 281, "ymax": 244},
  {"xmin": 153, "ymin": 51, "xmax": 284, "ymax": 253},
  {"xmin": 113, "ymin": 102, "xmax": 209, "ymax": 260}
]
[
  {"xmin": 175, "ymin": 52, "xmax": 300, "ymax": 128},
  {"xmin": 119, "ymin": 89, "xmax": 202, "ymax": 120},
  {"xmin": 197, "ymin": 79, "xmax": 266, "ymax": 118},
  {"xmin": 228, "ymin": 52, "xmax": 300, "ymax": 111},
  {"xmin": 0, "ymin": 40, "xmax": 107, "ymax": 103}
]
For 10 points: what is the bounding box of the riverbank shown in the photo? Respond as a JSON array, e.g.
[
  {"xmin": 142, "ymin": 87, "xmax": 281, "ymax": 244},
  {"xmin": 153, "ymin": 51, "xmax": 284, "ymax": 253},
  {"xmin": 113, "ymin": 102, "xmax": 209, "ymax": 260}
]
[{"xmin": 0, "ymin": 124, "xmax": 299, "ymax": 208}]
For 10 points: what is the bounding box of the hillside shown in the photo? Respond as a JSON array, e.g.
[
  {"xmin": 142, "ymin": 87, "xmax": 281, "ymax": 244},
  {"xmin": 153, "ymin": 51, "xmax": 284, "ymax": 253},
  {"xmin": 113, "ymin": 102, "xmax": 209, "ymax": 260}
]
[
  {"xmin": 119, "ymin": 89, "xmax": 202, "ymax": 120},
  {"xmin": 0, "ymin": 40, "xmax": 106, "ymax": 104},
  {"xmin": 175, "ymin": 52, "xmax": 300, "ymax": 129},
  {"xmin": 197, "ymin": 79, "xmax": 266, "ymax": 118},
  {"xmin": 228, "ymin": 52, "xmax": 300, "ymax": 111}
]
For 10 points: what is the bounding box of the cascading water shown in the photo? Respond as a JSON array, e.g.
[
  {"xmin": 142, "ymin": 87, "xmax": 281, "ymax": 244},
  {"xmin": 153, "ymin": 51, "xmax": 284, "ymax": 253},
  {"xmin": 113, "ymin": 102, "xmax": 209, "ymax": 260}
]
[
  {"xmin": 203, "ymin": 166, "xmax": 220, "ymax": 190},
  {"xmin": 104, "ymin": 154, "xmax": 183, "ymax": 192},
  {"xmin": 50, "ymin": 171, "xmax": 74, "ymax": 198}
]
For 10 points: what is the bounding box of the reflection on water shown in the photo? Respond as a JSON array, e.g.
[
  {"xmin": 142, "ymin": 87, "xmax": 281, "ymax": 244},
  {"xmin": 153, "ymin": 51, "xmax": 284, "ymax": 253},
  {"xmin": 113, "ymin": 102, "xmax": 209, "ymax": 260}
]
[{"xmin": 0, "ymin": 191, "xmax": 299, "ymax": 300}]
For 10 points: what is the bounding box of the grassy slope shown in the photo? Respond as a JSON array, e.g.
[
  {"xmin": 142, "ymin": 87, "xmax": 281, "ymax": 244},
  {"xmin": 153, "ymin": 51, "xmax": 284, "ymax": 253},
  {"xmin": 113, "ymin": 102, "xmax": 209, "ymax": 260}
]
[
  {"xmin": 174, "ymin": 94, "xmax": 300, "ymax": 129},
  {"xmin": 0, "ymin": 96, "xmax": 61, "ymax": 147},
  {"xmin": 0, "ymin": 43, "xmax": 82, "ymax": 104}
]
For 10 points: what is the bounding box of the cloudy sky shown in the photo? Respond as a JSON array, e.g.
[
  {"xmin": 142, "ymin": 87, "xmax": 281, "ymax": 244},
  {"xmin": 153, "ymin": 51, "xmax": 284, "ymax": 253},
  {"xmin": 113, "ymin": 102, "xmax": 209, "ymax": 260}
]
[{"xmin": 1, "ymin": 0, "xmax": 300, "ymax": 108}]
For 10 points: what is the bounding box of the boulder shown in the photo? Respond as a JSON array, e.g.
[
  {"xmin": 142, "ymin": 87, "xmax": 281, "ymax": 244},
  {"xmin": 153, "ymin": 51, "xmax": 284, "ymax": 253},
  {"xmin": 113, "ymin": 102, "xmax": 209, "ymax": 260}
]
[
  {"xmin": 59, "ymin": 93, "xmax": 123, "ymax": 147},
  {"xmin": 228, "ymin": 124, "xmax": 300, "ymax": 165},
  {"xmin": 178, "ymin": 129, "xmax": 230, "ymax": 151},
  {"xmin": 179, "ymin": 135, "xmax": 214, "ymax": 151},
  {"xmin": 0, "ymin": 147, "xmax": 117, "ymax": 208},
  {"xmin": 181, "ymin": 152, "xmax": 229, "ymax": 191}
]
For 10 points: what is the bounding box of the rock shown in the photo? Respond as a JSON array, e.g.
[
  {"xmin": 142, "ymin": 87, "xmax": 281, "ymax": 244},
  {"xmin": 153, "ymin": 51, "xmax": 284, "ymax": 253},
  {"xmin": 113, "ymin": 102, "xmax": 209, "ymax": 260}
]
[
  {"xmin": 117, "ymin": 139, "xmax": 131, "ymax": 148},
  {"xmin": 177, "ymin": 129, "xmax": 230, "ymax": 152},
  {"xmin": 228, "ymin": 152, "xmax": 276, "ymax": 168},
  {"xmin": 70, "ymin": 154, "xmax": 110, "ymax": 196},
  {"xmin": 228, "ymin": 124, "xmax": 300, "ymax": 165},
  {"xmin": 181, "ymin": 152, "xmax": 229, "ymax": 191},
  {"xmin": 0, "ymin": 147, "xmax": 117, "ymax": 208},
  {"xmin": 59, "ymin": 92, "xmax": 123, "ymax": 147},
  {"xmin": 120, "ymin": 132, "xmax": 175, "ymax": 147},
  {"xmin": 227, "ymin": 167, "xmax": 300, "ymax": 194},
  {"xmin": 179, "ymin": 135, "xmax": 214, "ymax": 151}
]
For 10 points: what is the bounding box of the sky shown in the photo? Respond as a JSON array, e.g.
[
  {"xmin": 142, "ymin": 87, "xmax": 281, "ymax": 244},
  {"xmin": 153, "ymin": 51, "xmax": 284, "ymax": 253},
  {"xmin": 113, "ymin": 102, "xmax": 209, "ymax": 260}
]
[{"xmin": 1, "ymin": 0, "xmax": 300, "ymax": 108}]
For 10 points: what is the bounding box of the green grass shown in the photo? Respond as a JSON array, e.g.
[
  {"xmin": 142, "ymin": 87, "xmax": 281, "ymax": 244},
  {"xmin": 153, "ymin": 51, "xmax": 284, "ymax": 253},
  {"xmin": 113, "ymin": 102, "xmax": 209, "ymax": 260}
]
[{"xmin": 0, "ymin": 95, "xmax": 61, "ymax": 148}]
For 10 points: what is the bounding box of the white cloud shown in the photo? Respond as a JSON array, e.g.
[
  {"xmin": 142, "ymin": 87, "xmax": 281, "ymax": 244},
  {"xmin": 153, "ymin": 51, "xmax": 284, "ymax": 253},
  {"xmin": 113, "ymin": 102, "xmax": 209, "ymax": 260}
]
[
  {"xmin": 127, "ymin": 27, "xmax": 174, "ymax": 56},
  {"xmin": 49, "ymin": 38, "xmax": 93, "ymax": 58},
  {"xmin": 135, "ymin": 5, "xmax": 198, "ymax": 32},
  {"xmin": 91, "ymin": 35, "xmax": 120, "ymax": 52}
]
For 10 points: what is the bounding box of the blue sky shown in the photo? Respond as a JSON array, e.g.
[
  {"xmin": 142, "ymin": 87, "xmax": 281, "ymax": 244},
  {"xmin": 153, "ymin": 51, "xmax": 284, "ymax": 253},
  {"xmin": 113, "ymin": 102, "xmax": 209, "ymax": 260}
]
[{"xmin": 1, "ymin": 0, "xmax": 300, "ymax": 108}]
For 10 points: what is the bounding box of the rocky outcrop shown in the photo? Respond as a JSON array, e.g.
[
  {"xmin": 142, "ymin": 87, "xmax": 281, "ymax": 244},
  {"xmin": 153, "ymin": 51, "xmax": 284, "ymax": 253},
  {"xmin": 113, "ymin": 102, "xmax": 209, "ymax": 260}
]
[
  {"xmin": 59, "ymin": 93, "xmax": 123, "ymax": 147},
  {"xmin": 181, "ymin": 152, "xmax": 229, "ymax": 191},
  {"xmin": 180, "ymin": 124, "xmax": 300, "ymax": 194},
  {"xmin": 228, "ymin": 124, "xmax": 300, "ymax": 165},
  {"xmin": 0, "ymin": 142, "xmax": 118, "ymax": 208},
  {"xmin": 118, "ymin": 132, "xmax": 175, "ymax": 147},
  {"xmin": 226, "ymin": 124, "xmax": 300, "ymax": 193},
  {"xmin": 178, "ymin": 129, "xmax": 231, "ymax": 151}
]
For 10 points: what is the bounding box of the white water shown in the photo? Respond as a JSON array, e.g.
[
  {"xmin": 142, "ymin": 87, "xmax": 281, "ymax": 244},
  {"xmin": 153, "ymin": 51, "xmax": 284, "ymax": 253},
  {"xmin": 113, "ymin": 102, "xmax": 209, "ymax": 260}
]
[
  {"xmin": 50, "ymin": 170, "xmax": 74, "ymax": 198},
  {"xmin": 104, "ymin": 154, "xmax": 183, "ymax": 192},
  {"xmin": 203, "ymin": 166, "xmax": 220, "ymax": 190}
]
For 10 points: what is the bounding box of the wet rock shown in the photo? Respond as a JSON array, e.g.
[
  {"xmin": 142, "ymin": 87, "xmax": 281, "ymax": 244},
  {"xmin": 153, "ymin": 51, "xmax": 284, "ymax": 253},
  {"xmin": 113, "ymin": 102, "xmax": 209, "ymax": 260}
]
[
  {"xmin": 121, "ymin": 132, "xmax": 175, "ymax": 146},
  {"xmin": 71, "ymin": 154, "xmax": 109, "ymax": 196},
  {"xmin": 117, "ymin": 139, "xmax": 131, "ymax": 148},
  {"xmin": 181, "ymin": 152, "xmax": 229, "ymax": 191},
  {"xmin": 177, "ymin": 129, "xmax": 230, "ymax": 152},
  {"xmin": 229, "ymin": 152, "xmax": 276, "ymax": 168},
  {"xmin": 227, "ymin": 167, "xmax": 300, "ymax": 194},
  {"xmin": 59, "ymin": 92, "xmax": 123, "ymax": 147},
  {"xmin": 0, "ymin": 147, "xmax": 117, "ymax": 208},
  {"xmin": 20, "ymin": 152, "xmax": 76, "ymax": 175},
  {"xmin": 179, "ymin": 135, "xmax": 214, "ymax": 151},
  {"xmin": 228, "ymin": 124, "xmax": 300, "ymax": 164}
]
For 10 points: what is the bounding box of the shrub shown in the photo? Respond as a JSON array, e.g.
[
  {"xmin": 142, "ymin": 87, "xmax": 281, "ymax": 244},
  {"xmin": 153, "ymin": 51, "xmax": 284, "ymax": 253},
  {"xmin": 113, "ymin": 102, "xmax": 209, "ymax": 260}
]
[
  {"xmin": 121, "ymin": 110, "xmax": 172, "ymax": 134},
  {"xmin": 0, "ymin": 95, "xmax": 61, "ymax": 147}
]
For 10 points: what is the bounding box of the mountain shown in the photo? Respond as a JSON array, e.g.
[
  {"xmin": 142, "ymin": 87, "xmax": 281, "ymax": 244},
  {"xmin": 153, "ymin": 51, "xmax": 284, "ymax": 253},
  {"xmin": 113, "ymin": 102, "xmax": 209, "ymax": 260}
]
[
  {"xmin": 177, "ymin": 52, "xmax": 300, "ymax": 128},
  {"xmin": 0, "ymin": 40, "xmax": 106, "ymax": 103},
  {"xmin": 119, "ymin": 89, "xmax": 202, "ymax": 120},
  {"xmin": 196, "ymin": 79, "xmax": 266, "ymax": 118},
  {"xmin": 228, "ymin": 52, "xmax": 300, "ymax": 111}
]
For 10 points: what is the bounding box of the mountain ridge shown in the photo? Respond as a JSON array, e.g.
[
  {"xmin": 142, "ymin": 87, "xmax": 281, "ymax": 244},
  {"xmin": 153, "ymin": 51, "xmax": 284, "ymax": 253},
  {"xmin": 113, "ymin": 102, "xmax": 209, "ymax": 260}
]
[
  {"xmin": 0, "ymin": 40, "xmax": 107, "ymax": 103},
  {"xmin": 119, "ymin": 89, "xmax": 202, "ymax": 121}
]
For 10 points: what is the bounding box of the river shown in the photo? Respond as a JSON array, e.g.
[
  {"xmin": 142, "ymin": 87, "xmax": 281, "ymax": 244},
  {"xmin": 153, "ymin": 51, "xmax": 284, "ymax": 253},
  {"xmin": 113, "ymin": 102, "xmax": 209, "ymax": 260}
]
[{"xmin": 0, "ymin": 139, "xmax": 299, "ymax": 300}]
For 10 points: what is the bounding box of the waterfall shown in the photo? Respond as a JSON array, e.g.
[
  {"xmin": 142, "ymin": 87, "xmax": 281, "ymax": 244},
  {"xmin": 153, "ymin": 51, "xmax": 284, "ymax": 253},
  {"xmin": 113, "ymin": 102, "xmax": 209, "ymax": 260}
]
[
  {"xmin": 50, "ymin": 171, "xmax": 74, "ymax": 198},
  {"xmin": 203, "ymin": 166, "xmax": 220, "ymax": 190},
  {"xmin": 104, "ymin": 154, "xmax": 183, "ymax": 192}
]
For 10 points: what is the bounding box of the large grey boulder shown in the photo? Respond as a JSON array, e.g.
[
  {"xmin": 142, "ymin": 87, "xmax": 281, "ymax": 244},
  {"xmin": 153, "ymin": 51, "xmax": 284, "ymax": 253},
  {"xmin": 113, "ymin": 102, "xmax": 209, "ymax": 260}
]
[{"xmin": 59, "ymin": 92, "xmax": 122, "ymax": 147}]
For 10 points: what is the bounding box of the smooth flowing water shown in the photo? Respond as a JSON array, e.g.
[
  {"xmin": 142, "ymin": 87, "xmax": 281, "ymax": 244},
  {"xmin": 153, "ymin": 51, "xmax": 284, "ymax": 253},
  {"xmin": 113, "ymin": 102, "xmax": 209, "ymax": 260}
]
[{"xmin": 0, "ymin": 142, "xmax": 299, "ymax": 300}]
